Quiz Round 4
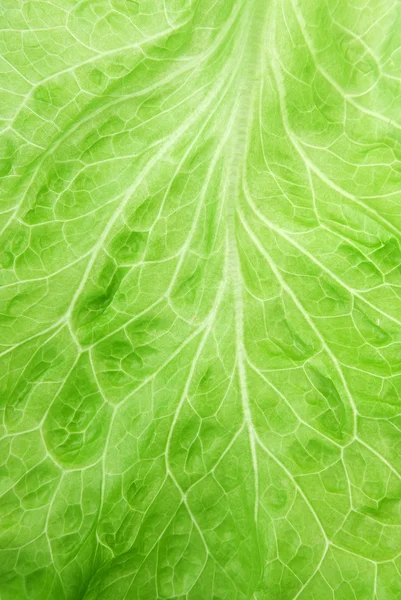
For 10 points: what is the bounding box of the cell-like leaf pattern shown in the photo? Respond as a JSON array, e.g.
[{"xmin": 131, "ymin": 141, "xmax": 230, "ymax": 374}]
[{"xmin": 1, "ymin": 0, "xmax": 401, "ymax": 598}]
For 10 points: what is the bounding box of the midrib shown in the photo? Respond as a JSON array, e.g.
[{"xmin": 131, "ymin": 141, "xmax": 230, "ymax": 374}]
[
  {"xmin": 224, "ymin": 0, "xmax": 272, "ymax": 524},
  {"xmin": 224, "ymin": 0, "xmax": 271, "ymax": 297}
]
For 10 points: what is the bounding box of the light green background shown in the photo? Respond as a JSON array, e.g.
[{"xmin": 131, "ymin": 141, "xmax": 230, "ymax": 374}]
[{"xmin": 1, "ymin": 0, "xmax": 401, "ymax": 598}]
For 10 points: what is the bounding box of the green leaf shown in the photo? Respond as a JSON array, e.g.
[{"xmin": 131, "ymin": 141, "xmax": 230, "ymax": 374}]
[{"xmin": 1, "ymin": 0, "xmax": 401, "ymax": 598}]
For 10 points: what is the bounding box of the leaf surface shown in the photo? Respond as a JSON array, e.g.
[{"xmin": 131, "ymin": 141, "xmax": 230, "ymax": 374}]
[{"xmin": 1, "ymin": 0, "xmax": 401, "ymax": 598}]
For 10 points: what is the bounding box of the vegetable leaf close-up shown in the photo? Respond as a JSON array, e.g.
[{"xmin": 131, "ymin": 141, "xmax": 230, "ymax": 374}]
[{"xmin": 2, "ymin": 0, "xmax": 401, "ymax": 598}]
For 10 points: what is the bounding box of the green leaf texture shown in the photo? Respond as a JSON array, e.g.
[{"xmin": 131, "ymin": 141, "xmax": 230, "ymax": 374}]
[{"xmin": 1, "ymin": 0, "xmax": 401, "ymax": 598}]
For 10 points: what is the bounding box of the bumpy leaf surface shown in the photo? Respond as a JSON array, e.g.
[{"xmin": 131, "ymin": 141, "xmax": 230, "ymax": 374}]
[{"xmin": 1, "ymin": 0, "xmax": 401, "ymax": 598}]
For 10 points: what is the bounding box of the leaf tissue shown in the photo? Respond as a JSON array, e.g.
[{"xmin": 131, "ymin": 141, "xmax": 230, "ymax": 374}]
[{"xmin": 1, "ymin": 0, "xmax": 401, "ymax": 598}]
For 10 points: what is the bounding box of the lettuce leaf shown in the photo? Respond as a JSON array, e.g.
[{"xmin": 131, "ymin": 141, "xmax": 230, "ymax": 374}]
[{"xmin": 1, "ymin": 0, "xmax": 401, "ymax": 598}]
